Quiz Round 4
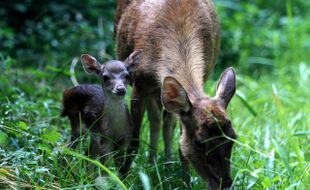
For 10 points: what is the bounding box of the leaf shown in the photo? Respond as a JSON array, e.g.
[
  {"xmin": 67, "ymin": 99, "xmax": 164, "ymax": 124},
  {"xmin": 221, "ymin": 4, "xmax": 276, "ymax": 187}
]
[
  {"xmin": 293, "ymin": 131, "xmax": 310, "ymax": 136},
  {"xmin": 46, "ymin": 65, "xmax": 62, "ymax": 73},
  {"xmin": 42, "ymin": 129, "xmax": 61, "ymax": 144},
  {"xmin": 17, "ymin": 121, "xmax": 28, "ymax": 130},
  {"xmin": 262, "ymin": 177, "xmax": 272, "ymax": 188},
  {"xmin": 37, "ymin": 143, "xmax": 52, "ymax": 152},
  {"xmin": 0, "ymin": 130, "xmax": 9, "ymax": 148},
  {"xmin": 35, "ymin": 167, "xmax": 49, "ymax": 173},
  {"xmin": 273, "ymin": 140, "xmax": 293, "ymax": 176},
  {"xmin": 236, "ymin": 90, "xmax": 257, "ymax": 116}
]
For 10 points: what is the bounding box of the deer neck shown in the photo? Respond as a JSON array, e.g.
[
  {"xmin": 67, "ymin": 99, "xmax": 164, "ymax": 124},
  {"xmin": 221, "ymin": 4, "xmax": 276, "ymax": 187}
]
[{"xmin": 105, "ymin": 94, "xmax": 128, "ymax": 136}]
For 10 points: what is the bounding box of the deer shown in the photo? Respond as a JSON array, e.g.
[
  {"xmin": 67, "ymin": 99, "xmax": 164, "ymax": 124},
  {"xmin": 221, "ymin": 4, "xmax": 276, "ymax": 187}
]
[
  {"xmin": 61, "ymin": 50, "xmax": 142, "ymax": 177},
  {"xmin": 115, "ymin": 0, "xmax": 237, "ymax": 189}
]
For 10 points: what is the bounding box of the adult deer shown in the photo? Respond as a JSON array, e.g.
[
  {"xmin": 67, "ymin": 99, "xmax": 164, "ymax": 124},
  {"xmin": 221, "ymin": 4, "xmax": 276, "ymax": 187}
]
[{"xmin": 115, "ymin": 0, "xmax": 237, "ymax": 188}]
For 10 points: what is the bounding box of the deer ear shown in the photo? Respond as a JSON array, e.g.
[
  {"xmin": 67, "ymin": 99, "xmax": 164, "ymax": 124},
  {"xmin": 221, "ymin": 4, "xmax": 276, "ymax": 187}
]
[
  {"xmin": 162, "ymin": 77, "xmax": 191, "ymax": 114},
  {"xmin": 80, "ymin": 54, "xmax": 102, "ymax": 74},
  {"xmin": 124, "ymin": 49, "xmax": 143, "ymax": 72},
  {"xmin": 215, "ymin": 67, "xmax": 236, "ymax": 109}
]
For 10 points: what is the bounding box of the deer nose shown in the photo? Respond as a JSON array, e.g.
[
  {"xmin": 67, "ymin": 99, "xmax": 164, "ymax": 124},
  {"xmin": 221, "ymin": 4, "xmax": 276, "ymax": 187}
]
[{"xmin": 115, "ymin": 86, "xmax": 126, "ymax": 96}]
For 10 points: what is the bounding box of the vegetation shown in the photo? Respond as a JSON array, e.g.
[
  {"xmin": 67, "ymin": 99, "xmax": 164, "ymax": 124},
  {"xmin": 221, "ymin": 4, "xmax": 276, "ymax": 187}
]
[{"xmin": 0, "ymin": 0, "xmax": 309, "ymax": 189}]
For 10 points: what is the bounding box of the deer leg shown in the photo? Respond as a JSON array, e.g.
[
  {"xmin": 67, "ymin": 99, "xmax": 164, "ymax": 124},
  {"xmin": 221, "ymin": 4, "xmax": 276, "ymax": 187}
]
[
  {"xmin": 124, "ymin": 86, "xmax": 146, "ymax": 171},
  {"xmin": 116, "ymin": 145, "xmax": 134, "ymax": 179},
  {"xmin": 179, "ymin": 126, "xmax": 192, "ymax": 189},
  {"xmin": 163, "ymin": 111, "xmax": 177, "ymax": 162},
  {"xmin": 113, "ymin": 143, "xmax": 128, "ymax": 179},
  {"xmin": 89, "ymin": 133, "xmax": 102, "ymax": 159},
  {"xmin": 147, "ymin": 98, "xmax": 162, "ymax": 163},
  {"xmin": 179, "ymin": 147, "xmax": 192, "ymax": 189},
  {"xmin": 82, "ymin": 133, "xmax": 102, "ymax": 175},
  {"xmin": 69, "ymin": 113, "xmax": 85, "ymax": 148}
]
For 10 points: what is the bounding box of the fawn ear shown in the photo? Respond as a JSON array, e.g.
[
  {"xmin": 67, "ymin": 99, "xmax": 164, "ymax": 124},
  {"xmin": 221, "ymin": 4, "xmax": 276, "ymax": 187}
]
[
  {"xmin": 215, "ymin": 67, "xmax": 236, "ymax": 109},
  {"xmin": 125, "ymin": 49, "xmax": 143, "ymax": 72},
  {"xmin": 162, "ymin": 77, "xmax": 191, "ymax": 114},
  {"xmin": 80, "ymin": 54, "xmax": 102, "ymax": 74}
]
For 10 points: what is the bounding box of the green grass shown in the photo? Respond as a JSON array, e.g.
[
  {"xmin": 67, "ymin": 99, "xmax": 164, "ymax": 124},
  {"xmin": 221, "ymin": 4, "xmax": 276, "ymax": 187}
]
[
  {"xmin": 1, "ymin": 1, "xmax": 310, "ymax": 189},
  {"xmin": 1, "ymin": 53, "xmax": 309, "ymax": 189}
]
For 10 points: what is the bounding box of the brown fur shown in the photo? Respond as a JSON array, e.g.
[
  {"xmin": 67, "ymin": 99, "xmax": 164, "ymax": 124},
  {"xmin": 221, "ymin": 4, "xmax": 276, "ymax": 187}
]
[
  {"xmin": 114, "ymin": 0, "xmax": 132, "ymax": 36},
  {"xmin": 116, "ymin": 0, "xmax": 219, "ymax": 93},
  {"xmin": 115, "ymin": 0, "xmax": 236, "ymax": 189},
  {"xmin": 180, "ymin": 98, "xmax": 236, "ymax": 188}
]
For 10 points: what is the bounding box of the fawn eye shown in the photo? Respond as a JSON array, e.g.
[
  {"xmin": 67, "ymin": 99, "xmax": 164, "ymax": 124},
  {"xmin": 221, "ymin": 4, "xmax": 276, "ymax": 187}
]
[
  {"xmin": 124, "ymin": 73, "xmax": 130, "ymax": 81},
  {"xmin": 102, "ymin": 75, "xmax": 110, "ymax": 82}
]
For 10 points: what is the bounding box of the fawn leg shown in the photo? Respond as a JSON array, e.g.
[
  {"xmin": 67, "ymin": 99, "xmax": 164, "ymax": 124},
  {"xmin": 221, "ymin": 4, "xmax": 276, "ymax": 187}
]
[
  {"xmin": 113, "ymin": 143, "xmax": 128, "ymax": 179},
  {"xmin": 69, "ymin": 113, "xmax": 85, "ymax": 148},
  {"xmin": 85, "ymin": 134, "xmax": 103, "ymax": 175}
]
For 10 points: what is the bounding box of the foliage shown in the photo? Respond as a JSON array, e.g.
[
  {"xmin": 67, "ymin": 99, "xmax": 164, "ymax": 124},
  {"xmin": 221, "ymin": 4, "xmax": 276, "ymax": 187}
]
[
  {"xmin": 215, "ymin": 0, "xmax": 310, "ymax": 76},
  {"xmin": 0, "ymin": 0, "xmax": 116, "ymax": 71},
  {"xmin": 0, "ymin": 0, "xmax": 309, "ymax": 189}
]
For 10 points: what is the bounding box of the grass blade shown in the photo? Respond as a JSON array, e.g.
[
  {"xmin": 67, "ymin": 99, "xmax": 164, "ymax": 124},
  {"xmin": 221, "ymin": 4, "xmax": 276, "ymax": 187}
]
[{"xmin": 61, "ymin": 148, "xmax": 128, "ymax": 190}]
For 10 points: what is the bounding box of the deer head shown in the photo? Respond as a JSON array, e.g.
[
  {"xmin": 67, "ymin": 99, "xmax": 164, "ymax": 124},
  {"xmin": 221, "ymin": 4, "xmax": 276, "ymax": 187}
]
[
  {"xmin": 162, "ymin": 67, "xmax": 237, "ymax": 189},
  {"xmin": 80, "ymin": 50, "xmax": 142, "ymax": 98}
]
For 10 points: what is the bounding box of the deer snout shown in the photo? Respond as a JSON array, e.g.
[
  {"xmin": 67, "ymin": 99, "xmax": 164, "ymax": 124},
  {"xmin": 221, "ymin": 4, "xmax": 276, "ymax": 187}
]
[{"xmin": 115, "ymin": 85, "xmax": 126, "ymax": 96}]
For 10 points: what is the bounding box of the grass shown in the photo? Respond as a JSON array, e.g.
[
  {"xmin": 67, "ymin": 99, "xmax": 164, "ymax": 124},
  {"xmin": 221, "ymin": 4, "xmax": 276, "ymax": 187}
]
[
  {"xmin": 1, "ymin": 53, "xmax": 309, "ymax": 189},
  {"xmin": 1, "ymin": 1, "xmax": 310, "ymax": 189}
]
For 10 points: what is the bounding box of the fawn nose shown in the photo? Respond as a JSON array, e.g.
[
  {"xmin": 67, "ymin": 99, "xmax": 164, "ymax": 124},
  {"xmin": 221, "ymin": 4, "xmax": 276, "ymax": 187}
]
[{"xmin": 115, "ymin": 86, "xmax": 126, "ymax": 96}]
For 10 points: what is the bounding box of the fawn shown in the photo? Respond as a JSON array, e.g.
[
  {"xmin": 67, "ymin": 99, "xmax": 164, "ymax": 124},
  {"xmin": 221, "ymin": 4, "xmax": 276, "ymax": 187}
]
[
  {"xmin": 61, "ymin": 50, "xmax": 142, "ymax": 177},
  {"xmin": 115, "ymin": 0, "xmax": 237, "ymax": 189}
]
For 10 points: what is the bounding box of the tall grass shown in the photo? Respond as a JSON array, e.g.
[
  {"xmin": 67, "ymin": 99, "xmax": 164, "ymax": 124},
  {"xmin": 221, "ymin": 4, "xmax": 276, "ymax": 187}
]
[{"xmin": 1, "ymin": 0, "xmax": 310, "ymax": 189}]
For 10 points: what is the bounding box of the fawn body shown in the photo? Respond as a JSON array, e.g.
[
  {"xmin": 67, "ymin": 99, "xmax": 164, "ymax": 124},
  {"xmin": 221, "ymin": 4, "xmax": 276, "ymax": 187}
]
[
  {"xmin": 115, "ymin": 0, "xmax": 237, "ymax": 189},
  {"xmin": 61, "ymin": 51, "xmax": 142, "ymax": 177}
]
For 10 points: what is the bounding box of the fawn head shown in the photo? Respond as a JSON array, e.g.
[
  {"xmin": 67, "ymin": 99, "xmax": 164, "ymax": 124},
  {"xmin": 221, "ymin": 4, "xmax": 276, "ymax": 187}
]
[
  {"xmin": 81, "ymin": 50, "xmax": 142, "ymax": 97},
  {"xmin": 162, "ymin": 68, "xmax": 237, "ymax": 188}
]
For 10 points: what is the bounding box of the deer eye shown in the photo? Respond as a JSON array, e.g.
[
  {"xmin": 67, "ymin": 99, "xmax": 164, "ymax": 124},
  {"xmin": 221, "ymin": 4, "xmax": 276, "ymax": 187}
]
[
  {"xmin": 102, "ymin": 75, "xmax": 110, "ymax": 82},
  {"xmin": 125, "ymin": 74, "xmax": 130, "ymax": 81}
]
